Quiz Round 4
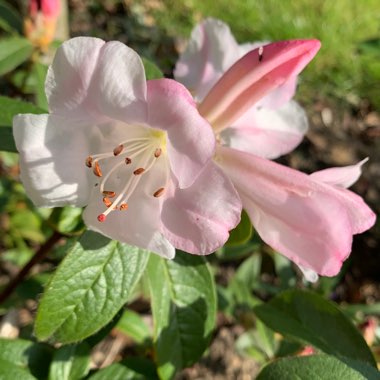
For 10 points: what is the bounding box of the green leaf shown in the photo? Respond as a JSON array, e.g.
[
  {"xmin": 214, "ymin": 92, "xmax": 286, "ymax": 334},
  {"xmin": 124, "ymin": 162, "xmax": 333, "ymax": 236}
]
[
  {"xmin": 0, "ymin": 37, "xmax": 34, "ymax": 76},
  {"xmin": 49, "ymin": 207, "xmax": 84, "ymax": 234},
  {"xmin": 0, "ymin": 358, "xmax": 37, "ymax": 380},
  {"xmin": 89, "ymin": 362, "xmax": 146, "ymax": 380},
  {"xmin": 0, "ymin": 338, "xmax": 53, "ymax": 379},
  {"xmin": 142, "ymin": 57, "xmax": 163, "ymax": 80},
  {"xmin": 32, "ymin": 62, "xmax": 49, "ymax": 110},
  {"xmin": 0, "ymin": 96, "xmax": 45, "ymax": 127},
  {"xmin": 147, "ymin": 251, "xmax": 217, "ymax": 380},
  {"xmin": 226, "ymin": 210, "xmax": 252, "ymax": 246},
  {"xmin": 254, "ymin": 289, "xmax": 376, "ymax": 367},
  {"xmin": 116, "ymin": 309, "xmax": 151, "ymax": 345},
  {"xmin": 257, "ymin": 354, "xmax": 380, "ymax": 380},
  {"xmin": 0, "ymin": 126, "xmax": 16, "ymax": 152},
  {"xmin": 35, "ymin": 231, "xmax": 149, "ymax": 343},
  {"xmin": 48, "ymin": 343, "xmax": 90, "ymax": 380},
  {"xmin": 0, "ymin": 1, "xmax": 23, "ymax": 33}
]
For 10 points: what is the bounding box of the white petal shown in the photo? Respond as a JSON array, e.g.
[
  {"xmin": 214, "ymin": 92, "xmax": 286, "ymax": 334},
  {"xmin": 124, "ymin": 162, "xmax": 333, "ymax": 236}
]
[
  {"xmin": 90, "ymin": 41, "xmax": 147, "ymax": 123},
  {"xmin": 46, "ymin": 37, "xmax": 106, "ymax": 120},
  {"xmin": 310, "ymin": 158, "xmax": 369, "ymax": 188},
  {"xmin": 13, "ymin": 114, "xmax": 94, "ymax": 207},
  {"xmin": 222, "ymin": 101, "xmax": 308, "ymax": 159},
  {"xmin": 46, "ymin": 37, "xmax": 147, "ymax": 123},
  {"xmin": 174, "ymin": 18, "xmax": 240, "ymax": 101},
  {"xmin": 83, "ymin": 154, "xmax": 175, "ymax": 259}
]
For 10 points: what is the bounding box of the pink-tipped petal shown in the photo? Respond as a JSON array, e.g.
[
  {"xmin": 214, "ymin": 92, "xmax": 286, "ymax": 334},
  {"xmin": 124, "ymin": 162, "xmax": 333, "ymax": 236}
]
[
  {"xmin": 239, "ymin": 41, "xmax": 299, "ymax": 109},
  {"xmin": 174, "ymin": 18, "xmax": 240, "ymax": 101},
  {"xmin": 310, "ymin": 158, "xmax": 369, "ymax": 188},
  {"xmin": 161, "ymin": 162, "xmax": 242, "ymax": 254},
  {"xmin": 218, "ymin": 146, "xmax": 375, "ymax": 276},
  {"xmin": 222, "ymin": 100, "xmax": 308, "ymax": 159},
  {"xmin": 199, "ymin": 39, "xmax": 321, "ymax": 131},
  {"xmin": 147, "ymin": 79, "xmax": 215, "ymax": 188}
]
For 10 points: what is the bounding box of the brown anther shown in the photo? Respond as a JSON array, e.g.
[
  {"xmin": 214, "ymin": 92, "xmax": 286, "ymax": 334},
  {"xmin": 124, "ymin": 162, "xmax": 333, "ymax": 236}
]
[
  {"xmin": 102, "ymin": 190, "xmax": 116, "ymax": 198},
  {"xmin": 153, "ymin": 188, "xmax": 165, "ymax": 197},
  {"xmin": 125, "ymin": 157, "xmax": 132, "ymax": 165},
  {"xmin": 120, "ymin": 203, "xmax": 128, "ymax": 210},
  {"xmin": 154, "ymin": 148, "xmax": 162, "ymax": 158},
  {"xmin": 113, "ymin": 144, "xmax": 124, "ymax": 156},
  {"xmin": 85, "ymin": 156, "xmax": 93, "ymax": 168},
  {"xmin": 133, "ymin": 168, "xmax": 145, "ymax": 175},
  {"xmin": 103, "ymin": 197, "xmax": 112, "ymax": 208},
  {"xmin": 93, "ymin": 161, "xmax": 102, "ymax": 177}
]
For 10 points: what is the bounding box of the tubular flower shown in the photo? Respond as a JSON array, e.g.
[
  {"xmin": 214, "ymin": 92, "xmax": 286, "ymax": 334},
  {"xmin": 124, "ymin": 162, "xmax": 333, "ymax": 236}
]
[
  {"xmin": 13, "ymin": 37, "xmax": 242, "ymax": 258},
  {"xmin": 24, "ymin": 0, "xmax": 60, "ymax": 50},
  {"xmin": 176, "ymin": 23, "xmax": 376, "ymax": 277},
  {"xmin": 175, "ymin": 18, "xmax": 308, "ymax": 159}
]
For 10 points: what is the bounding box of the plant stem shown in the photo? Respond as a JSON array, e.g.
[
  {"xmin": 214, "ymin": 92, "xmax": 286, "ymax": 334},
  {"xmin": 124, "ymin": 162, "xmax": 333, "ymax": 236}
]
[{"xmin": 0, "ymin": 231, "xmax": 62, "ymax": 305}]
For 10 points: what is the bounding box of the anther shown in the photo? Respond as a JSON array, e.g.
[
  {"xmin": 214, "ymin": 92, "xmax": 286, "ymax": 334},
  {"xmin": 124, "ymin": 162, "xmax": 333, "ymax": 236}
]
[
  {"xmin": 97, "ymin": 214, "xmax": 106, "ymax": 222},
  {"xmin": 113, "ymin": 144, "xmax": 124, "ymax": 156},
  {"xmin": 133, "ymin": 168, "xmax": 145, "ymax": 175},
  {"xmin": 153, "ymin": 188, "xmax": 165, "ymax": 197},
  {"xmin": 103, "ymin": 197, "xmax": 112, "ymax": 208},
  {"xmin": 85, "ymin": 156, "xmax": 93, "ymax": 168},
  {"xmin": 154, "ymin": 148, "xmax": 162, "ymax": 158},
  {"xmin": 258, "ymin": 46, "xmax": 264, "ymax": 62},
  {"xmin": 93, "ymin": 161, "xmax": 102, "ymax": 177},
  {"xmin": 120, "ymin": 203, "xmax": 128, "ymax": 210},
  {"xmin": 125, "ymin": 157, "xmax": 132, "ymax": 165},
  {"xmin": 102, "ymin": 190, "xmax": 116, "ymax": 198}
]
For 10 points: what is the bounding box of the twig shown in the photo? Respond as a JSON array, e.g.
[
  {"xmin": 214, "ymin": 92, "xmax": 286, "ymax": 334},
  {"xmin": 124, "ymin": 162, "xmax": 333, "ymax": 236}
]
[{"xmin": 0, "ymin": 231, "xmax": 63, "ymax": 305}]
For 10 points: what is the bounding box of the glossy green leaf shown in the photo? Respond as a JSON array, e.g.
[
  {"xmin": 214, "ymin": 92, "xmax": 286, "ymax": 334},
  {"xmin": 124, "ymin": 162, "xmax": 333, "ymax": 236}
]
[
  {"xmin": 0, "ymin": 126, "xmax": 16, "ymax": 152},
  {"xmin": 49, "ymin": 207, "xmax": 84, "ymax": 234},
  {"xmin": 32, "ymin": 62, "xmax": 49, "ymax": 109},
  {"xmin": 89, "ymin": 362, "xmax": 145, "ymax": 380},
  {"xmin": 254, "ymin": 289, "xmax": 376, "ymax": 367},
  {"xmin": 116, "ymin": 309, "xmax": 151, "ymax": 345},
  {"xmin": 0, "ymin": 37, "xmax": 34, "ymax": 76},
  {"xmin": 35, "ymin": 231, "xmax": 149, "ymax": 343},
  {"xmin": 0, "ymin": 338, "xmax": 53, "ymax": 379},
  {"xmin": 142, "ymin": 57, "xmax": 163, "ymax": 80},
  {"xmin": 0, "ymin": 1, "xmax": 22, "ymax": 33},
  {"xmin": 147, "ymin": 251, "xmax": 216, "ymax": 380},
  {"xmin": 257, "ymin": 354, "xmax": 380, "ymax": 380},
  {"xmin": 0, "ymin": 358, "xmax": 36, "ymax": 380},
  {"xmin": 48, "ymin": 343, "xmax": 90, "ymax": 380},
  {"xmin": 0, "ymin": 95, "xmax": 45, "ymax": 127},
  {"xmin": 226, "ymin": 210, "xmax": 252, "ymax": 246}
]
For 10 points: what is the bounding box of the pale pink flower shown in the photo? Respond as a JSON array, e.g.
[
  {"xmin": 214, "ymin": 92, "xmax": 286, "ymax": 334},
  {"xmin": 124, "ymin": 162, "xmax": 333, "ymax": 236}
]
[
  {"xmin": 177, "ymin": 22, "xmax": 376, "ymax": 276},
  {"xmin": 13, "ymin": 37, "xmax": 242, "ymax": 258},
  {"xmin": 175, "ymin": 18, "xmax": 308, "ymax": 159}
]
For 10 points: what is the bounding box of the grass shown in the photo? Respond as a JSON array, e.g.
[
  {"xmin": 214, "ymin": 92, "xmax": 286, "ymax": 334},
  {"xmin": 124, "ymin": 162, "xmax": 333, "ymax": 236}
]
[{"xmin": 137, "ymin": 0, "xmax": 380, "ymax": 107}]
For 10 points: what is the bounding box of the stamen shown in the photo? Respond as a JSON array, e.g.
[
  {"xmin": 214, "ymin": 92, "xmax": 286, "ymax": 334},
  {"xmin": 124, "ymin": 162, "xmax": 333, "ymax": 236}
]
[
  {"xmin": 102, "ymin": 190, "xmax": 116, "ymax": 198},
  {"xmin": 113, "ymin": 144, "xmax": 124, "ymax": 156},
  {"xmin": 93, "ymin": 161, "xmax": 102, "ymax": 177},
  {"xmin": 85, "ymin": 156, "xmax": 93, "ymax": 168},
  {"xmin": 97, "ymin": 214, "xmax": 106, "ymax": 222},
  {"xmin": 154, "ymin": 148, "xmax": 162, "ymax": 158},
  {"xmin": 120, "ymin": 203, "xmax": 128, "ymax": 210},
  {"xmin": 125, "ymin": 157, "xmax": 132, "ymax": 165},
  {"xmin": 103, "ymin": 197, "xmax": 112, "ymax": 208},
  {"xmin": 133, "ymin": 168, "xmax": 145, "ymax": 175},
  {"xmin": 153, "ymin": 188, "xmax": 165, "ymax": 197}
]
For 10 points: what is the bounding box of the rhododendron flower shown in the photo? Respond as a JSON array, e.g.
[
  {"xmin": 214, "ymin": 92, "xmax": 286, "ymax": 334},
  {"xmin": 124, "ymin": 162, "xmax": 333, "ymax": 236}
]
[
  {"xmin": 176, "ymin": 21, "xmax": 376, "ymax": 276},
  {"xmin": 175, "ymin": 18, "xmax": 308, "ymax": 159},
  {"xmin": 13, "ymin": 37, "xmax": 242, "ymax": 258},
  {"xmin": 24, "ymin": 0, "xmax": 60, "ymax": 50}
]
